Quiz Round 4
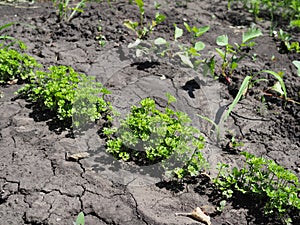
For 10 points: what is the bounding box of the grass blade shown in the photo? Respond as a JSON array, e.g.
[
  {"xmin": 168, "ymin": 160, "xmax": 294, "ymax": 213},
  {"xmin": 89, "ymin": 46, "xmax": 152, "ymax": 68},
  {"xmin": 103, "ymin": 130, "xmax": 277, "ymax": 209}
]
[{"xmin": 223, "ymin": 75, "xmax": 252, "ymax": 121}]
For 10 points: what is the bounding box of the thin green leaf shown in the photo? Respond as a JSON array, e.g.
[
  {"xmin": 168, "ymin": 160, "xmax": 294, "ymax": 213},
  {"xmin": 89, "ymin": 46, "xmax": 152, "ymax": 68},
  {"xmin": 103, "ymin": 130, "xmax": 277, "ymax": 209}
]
[
  {"xmin": 183, "ymin": 22, "xmax": 191, "ymax": 32},
  {"xmin": 242, "ymin": 27, "xmax": 262, "ymax": 44},
  {"xmin": 135, "ymin": 0, "xmax": 144, "ymax": 14},
  {"xmin": 0, "ymin": 22, "xmax": 15, "ymax": 32},
  {"xmin": 215, "ymin": 48, "xmax": 225, "ymax": 60},
  {"xmin": 216, "ymin": 34, "xmax": 228, "ymax": 46},
  {"xmin": 224, "ymin": 75, "xmax": 252, "ymax": 121}
]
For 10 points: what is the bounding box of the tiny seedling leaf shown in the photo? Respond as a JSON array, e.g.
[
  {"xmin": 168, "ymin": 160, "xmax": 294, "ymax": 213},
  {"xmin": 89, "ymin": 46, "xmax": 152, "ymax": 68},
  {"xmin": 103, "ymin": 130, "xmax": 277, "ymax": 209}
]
[
  {"xmin": 75, "ymin": 212, "xmax": 84, "ymax": 225},
  {"xmin": 124, "ymin": 20, "xmax": 139, "ymax": 31},
  {"xmin": 154, "ymin": 37, "xmax": 167, "ymax": 45},
  {"xmin": 155, "ymin": 13, "xmax": 166, "ymax": 24},
  {"xmin": 216, "ymin": 34, "xmax": 228, "ymax": 46},
  {"xmin": 128, "ymin": 39, "xmax": 141, "ymax": 48},
  {"xmin": 184, "ymin": 22, "xmax": 191, "ymax": 32},
  {"xmin": 174, "ymin": 24, "xmax": 183, "ymax": 41},
  {"xmin": 193, "ymin": 25, "xmax": 210, "ymax": 37},
  {"xmin": 224, "ymin": 75, "xmax": 252, "ymax": 121},
  {"xmin": 242, "ymin": 27, "xmax": 262, "ymax": 44},
  {"xmin": 194, "ymin": 41, "xmax": 205, "ymax": 51},
  {"xmin": 292, "ymin": 60, "xmax": 300, "ymax": 76},
  {"xmin": 272, "ymin": 81, "xmax": 284, "ymax": 96},
  {"xmin": 261, "ymin": 70, "xmax": 287, "ymax": 99},
  {"xmin": 177, "ymin": 52, "xmax": 194, "ymax": 68}
]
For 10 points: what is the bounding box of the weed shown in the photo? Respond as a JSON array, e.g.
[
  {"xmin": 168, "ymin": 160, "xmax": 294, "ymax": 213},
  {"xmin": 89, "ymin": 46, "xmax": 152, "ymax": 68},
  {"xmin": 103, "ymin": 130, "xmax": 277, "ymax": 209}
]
[
  {"xmin": 214, "ymin": 152, "xmax": 300, "ymax": 223},
  {"xmin": 128, "ymin": 23, "xmax": 209, "ymax": 69},
  {"xmin": 205, "ymin": 26, "xmax": 262, "ymax": 81},
  {"xmin": 17, "ymin": 65, "xmax": 112, "ymax": 126},
  {"xmin": 52, "ymin": 0, "xmax": 86, "ymax": 23},
  {"xmin": 73, "ymin": 212, "xmax": 84, "ymax": 225},
  {"xmin": 104, "ymin": 93, "xmax": 208, "ymax": 179},
  {"xmin": 223, "ymin": 70, "xmax": 287, "ymax": 121},
  {"xmin": 0, "ymin": 47, "xmax": 41, "ymax": 84},
  {"xmin": 228, "ymin": 0, "xmax": 300, "ymax": 28},
  {"xmin": 96, "ymin": 20, "xmax": 107, "ymax": 47},
  {"xmin": 0, "ymin": 22, "xmax": 26, "ymax": 49},
  {"xmin": 124, "ymin": 0, "xmax": 166, "ymax": 39},
  {"xmin": 275, "ymin": 29, "xmax": 300, "ymax": 53}
]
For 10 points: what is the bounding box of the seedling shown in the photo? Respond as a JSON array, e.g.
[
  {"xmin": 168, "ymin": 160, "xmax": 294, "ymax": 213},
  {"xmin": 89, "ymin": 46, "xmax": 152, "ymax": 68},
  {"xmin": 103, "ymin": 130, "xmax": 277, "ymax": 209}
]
[
  {"xmin": 228, "ymin": 0, "xmax": 300, "ymax": 28},
  {"xmin": 275, "ymin": 29, "xmax": 300, "ymax": 53},
  {"xmin": 104, "ymin": 93, "xmax": 208, "ymax": 179},
  {"xmin": 214, "ymin": 152, "xmax": 300, "ymax": 222},
  {"xmin": 17, "ymin": 65, "xmax": 112, "ymax": 126},
  {"xmin": 96, "ymin": 20, "xmax": 106, "ymax": 47},
  {"xmin": 206, "ymin": 26, "xmax": 262, "ymax": 81},
  {"xmin": 223, "ymin": 70, "xmax": 287, "ymax": 121},
  {"xmin": 73, "ymin": 212, "xmax": 84, "ymax": 225},
  {"xmin": 52, "ymin": 0, "xmax": 86, "ymax": 23},
  {"xmin": 128, "ymin": 23, "xmax": 209, "ymax": 69},
  {"xmin": 124, "ymin": 0, "xmax": 166, "ymax": 39}
]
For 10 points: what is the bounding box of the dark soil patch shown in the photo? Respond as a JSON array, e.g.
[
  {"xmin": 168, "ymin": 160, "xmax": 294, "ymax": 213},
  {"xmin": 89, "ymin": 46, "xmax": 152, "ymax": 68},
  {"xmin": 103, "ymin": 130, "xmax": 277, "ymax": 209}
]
[{"xmin": 0, "ymin": 0, "xmax": 299, "ymax": 224}]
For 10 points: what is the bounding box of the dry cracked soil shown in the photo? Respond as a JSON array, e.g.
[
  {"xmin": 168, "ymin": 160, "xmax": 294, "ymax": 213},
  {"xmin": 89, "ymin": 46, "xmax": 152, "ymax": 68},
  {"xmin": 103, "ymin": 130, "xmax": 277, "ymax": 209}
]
[{"xmin": 0, "ymin": 0, "xmax": 299, "ymax": 225}]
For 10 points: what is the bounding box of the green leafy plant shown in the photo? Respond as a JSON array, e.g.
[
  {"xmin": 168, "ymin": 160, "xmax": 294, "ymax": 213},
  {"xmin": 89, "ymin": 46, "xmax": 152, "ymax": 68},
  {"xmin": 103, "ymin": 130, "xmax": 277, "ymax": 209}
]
[
  {"xmin": 205, "ymin": 26, "xmax": 262, "ymax": 81},
  {"xmin": 276, "ymin": 29, "xmax": 300, "ymax": 53},
  {"xmin": 124, "ymin": 0, "xmax": 166, "ymax": 39},
  {"xmin": 52, "ymin": 0, "xmax": 86, "ymax": 23},
  {"xmin": 73, "ymin": 212, "xmax": 84, "ymax": 225},
  {"xmin": 228, "ymin": 0, "xmax": 300, "ymax": 28},
  {"xmin": 104, "ymin": 93, "xmax": 208, "ymax": 178},
  {"xmin": 128, "ymin": 23, "xmax": 209, "ymax": 69},
  {"xmin": 17, "ymin": 65, "xmax": 112, "ymax": 126},
  {"xmin": 214, "ymin": 152, "xmax": 300, "ymax": 223},
  {"xmin": 0, "ymin": 48, "xmax": 41, "ymax": 84}
]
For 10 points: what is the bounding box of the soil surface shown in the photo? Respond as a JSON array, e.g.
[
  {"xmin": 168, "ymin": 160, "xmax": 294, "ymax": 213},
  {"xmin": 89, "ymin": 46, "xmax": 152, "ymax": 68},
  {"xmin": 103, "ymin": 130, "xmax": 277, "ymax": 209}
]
[{"xmin": 0, "ymin": 0, "xmax": 299, "ymax": 225}]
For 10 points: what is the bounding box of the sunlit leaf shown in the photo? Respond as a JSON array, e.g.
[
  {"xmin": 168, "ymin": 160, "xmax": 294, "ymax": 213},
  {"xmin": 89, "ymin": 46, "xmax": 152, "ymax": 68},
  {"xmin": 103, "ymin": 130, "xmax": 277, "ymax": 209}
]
[
  {"xmin": 75, "ymin": 212, "xmax": 84, "ymax": 225},
  {"xmin": 154, "ymin": 37, "xmax": 167, "ymax": 45},
  {"xmin": 292, "ymin": 60, "xmax": 300, "ymax": 77},
  {"xmin": 174, "ymin": 24, "xmax": 183, "ymax": 41},
  {"xmin": 194, "ymin": 41, "xmax": 205, "ymax": 51},
  {"xmin": 242, "ymin": 27, "xmax": 262, "ymax": 43},
  {"xmin": 177, "ymin": 52, "xmax": 194, "ymax": 68},
  {"xmin": 216, "ymin": 34, "xmax": 228, "ymax": 46}
]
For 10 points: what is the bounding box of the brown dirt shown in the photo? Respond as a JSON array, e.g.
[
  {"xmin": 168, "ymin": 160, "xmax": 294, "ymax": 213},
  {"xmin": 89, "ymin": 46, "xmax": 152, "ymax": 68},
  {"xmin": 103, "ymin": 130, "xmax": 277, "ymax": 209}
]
[{"xmin": 0, "ymin": 0, "xmax": 299, "ymax": 225}]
